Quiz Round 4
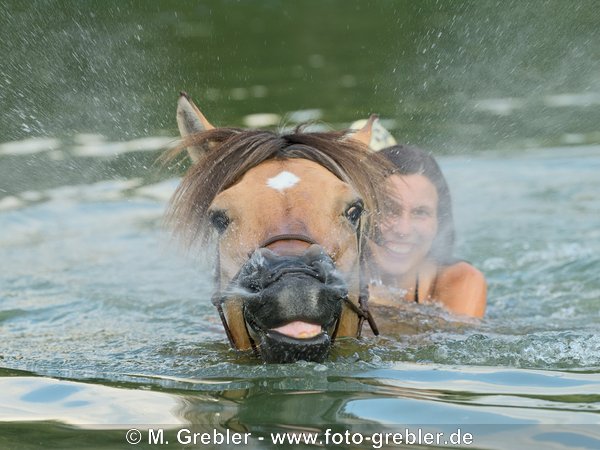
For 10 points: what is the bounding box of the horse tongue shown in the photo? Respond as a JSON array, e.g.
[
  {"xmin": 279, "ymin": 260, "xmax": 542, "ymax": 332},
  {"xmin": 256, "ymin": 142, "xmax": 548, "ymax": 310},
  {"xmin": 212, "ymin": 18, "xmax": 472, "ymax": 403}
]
[{"xmin": 271, "ymin": 321, "xmax": 322, "ymax": 339}]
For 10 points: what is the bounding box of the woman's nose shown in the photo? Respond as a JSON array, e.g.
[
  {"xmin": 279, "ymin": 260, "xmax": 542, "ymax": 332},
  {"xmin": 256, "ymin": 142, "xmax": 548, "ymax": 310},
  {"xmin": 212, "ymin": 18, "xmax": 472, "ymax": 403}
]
[{"xmin": 384, "ymin": 213, "xmax": 412, "ymax": 236}]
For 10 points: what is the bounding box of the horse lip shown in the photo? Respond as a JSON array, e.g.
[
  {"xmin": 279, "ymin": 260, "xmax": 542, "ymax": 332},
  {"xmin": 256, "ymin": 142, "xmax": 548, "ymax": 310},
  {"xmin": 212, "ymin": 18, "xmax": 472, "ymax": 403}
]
[
  {"xmin": 266, "ymin": 329, "xmax": 329, "ymax": 344},
  {"xmin": 258, "ymin": 330, "xmax": 332, "ymax": 363}
]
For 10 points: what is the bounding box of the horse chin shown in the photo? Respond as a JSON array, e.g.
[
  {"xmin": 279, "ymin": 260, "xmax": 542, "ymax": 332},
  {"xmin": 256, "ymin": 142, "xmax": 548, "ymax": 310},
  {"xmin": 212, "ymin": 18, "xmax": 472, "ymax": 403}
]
[
  {"xmin": 258, "ymin": 329, "xmax": 332, "ymax": 364},
  {"xmin": 242, "ymin": 274, "xmax": 344, "ymax": 363}
]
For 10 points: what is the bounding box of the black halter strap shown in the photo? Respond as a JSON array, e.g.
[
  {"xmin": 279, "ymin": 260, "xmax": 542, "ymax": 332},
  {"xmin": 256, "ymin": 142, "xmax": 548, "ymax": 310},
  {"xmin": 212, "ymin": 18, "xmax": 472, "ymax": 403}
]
[
  {"xmin": 355, "ymin": 217, "xmax": 379, "ymax": 337},
  {"xmin": 211, "ymin": 245, "xmax": 237, "ymax": 348},
  {"xmin": 414, "ymin": 273, "xmax": 420, "ymax": 304}
]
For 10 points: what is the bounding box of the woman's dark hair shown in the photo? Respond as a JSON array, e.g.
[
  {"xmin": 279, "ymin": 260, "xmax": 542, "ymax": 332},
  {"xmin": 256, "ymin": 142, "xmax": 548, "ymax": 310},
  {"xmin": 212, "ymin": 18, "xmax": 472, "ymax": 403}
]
[{"xmin": 378, "ymin": 144, "xmax": 455, "ymax": 264}]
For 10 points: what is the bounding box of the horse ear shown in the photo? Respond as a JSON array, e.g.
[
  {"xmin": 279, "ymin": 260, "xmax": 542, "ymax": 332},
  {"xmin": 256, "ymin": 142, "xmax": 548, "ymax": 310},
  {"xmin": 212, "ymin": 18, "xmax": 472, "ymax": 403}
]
[
  {"xmin": 176, "ymin": 92, "xmax": 215, "ymax": 162},
  {"xmin": 349, "ymin": 114, "xmax": 397, "ymax": 151}
]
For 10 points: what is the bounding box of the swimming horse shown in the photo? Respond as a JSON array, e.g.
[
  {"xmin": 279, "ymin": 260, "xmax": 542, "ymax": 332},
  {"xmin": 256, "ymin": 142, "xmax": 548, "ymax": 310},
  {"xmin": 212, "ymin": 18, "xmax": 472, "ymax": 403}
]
[{"xmin": 166, "ymin": 92, "xmax": 392, "ymax": 363}]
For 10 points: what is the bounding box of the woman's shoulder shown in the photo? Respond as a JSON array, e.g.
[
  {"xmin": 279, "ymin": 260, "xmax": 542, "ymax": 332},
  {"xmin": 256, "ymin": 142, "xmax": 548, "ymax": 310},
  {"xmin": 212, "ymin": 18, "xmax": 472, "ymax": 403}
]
[
  {"xmin": 433, "ymin": 261, "xmax": 487, "ymax": 317},
  {"xmin": 438, "ymin": 261, "xmax": 486, "ymax": 285}
]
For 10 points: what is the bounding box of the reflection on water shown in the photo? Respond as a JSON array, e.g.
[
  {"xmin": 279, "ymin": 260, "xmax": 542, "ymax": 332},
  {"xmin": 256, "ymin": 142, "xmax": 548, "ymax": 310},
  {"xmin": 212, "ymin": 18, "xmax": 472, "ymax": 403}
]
[
  {"xmin": 0, "ymin": 375, "xmax": 183, "ymax": 427},
  {"xmin": 1, "ymin": 364, "xmax": 599, "ymax": 448}
]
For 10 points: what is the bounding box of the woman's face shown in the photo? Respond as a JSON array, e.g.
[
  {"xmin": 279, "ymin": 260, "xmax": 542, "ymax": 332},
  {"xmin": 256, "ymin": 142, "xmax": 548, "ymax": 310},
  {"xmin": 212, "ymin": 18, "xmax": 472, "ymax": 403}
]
[{"xmin": 371, "ymin": 174, "xmax": 439, "ymax": 277}]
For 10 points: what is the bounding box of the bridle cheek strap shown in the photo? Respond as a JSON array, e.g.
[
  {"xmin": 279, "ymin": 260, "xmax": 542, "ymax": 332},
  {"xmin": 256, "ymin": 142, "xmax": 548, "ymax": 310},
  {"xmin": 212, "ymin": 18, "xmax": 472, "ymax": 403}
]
[
  {"xmin": 212, "ymin": 294, "xmax": 254, "ymax": 350},
  {"xmin": 333, "ymin": 216, "xmax": 379, "ymax": 341},
  {"xmin": 318, "ymin": 218, "xmax": 380, "ymax": 343},
  {"xmin": 211, "ymin": 244, "xmax": 255, "ymax": 351},
  {"xmin": 357, "ymin": 216, "xmax": 379, "ymax": 336}
]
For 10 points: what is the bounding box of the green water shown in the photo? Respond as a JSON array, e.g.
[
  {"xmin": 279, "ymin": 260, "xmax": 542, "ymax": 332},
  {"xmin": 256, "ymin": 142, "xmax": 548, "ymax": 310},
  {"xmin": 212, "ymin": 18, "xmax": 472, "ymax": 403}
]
[{"xmin": 1, "ymin": 1, "xmax": 599, "ymax": 449}]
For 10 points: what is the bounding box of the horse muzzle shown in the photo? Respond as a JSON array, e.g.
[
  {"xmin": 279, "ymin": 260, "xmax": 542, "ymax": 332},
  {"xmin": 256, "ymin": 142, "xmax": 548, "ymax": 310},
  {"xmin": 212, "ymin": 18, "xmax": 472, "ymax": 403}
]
[{"xmin": 220, "ymin": 244, "xmax": 349, "ymax": 363}]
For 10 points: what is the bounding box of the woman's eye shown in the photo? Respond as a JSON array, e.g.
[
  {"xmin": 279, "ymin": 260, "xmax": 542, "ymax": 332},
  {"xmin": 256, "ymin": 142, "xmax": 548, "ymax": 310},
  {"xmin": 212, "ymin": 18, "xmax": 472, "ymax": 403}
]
[
  {"xmin": 412, "ymin": 208, "xmax": 432, "ymax": 218},
  {"xmin": 209, "ymin": 210, "xmax": 230, "ymax": 234},
  {"xmin": 345, "ymin": 201, "xmax": 364, "ymax": 227}
]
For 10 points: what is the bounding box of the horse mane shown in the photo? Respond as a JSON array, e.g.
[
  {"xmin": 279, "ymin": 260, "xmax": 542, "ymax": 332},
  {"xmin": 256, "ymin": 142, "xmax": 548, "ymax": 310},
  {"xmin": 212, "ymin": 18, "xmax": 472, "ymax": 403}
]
[{"xmin": 164, "ymin": 127, "xmax": 392, "ymax": 246}]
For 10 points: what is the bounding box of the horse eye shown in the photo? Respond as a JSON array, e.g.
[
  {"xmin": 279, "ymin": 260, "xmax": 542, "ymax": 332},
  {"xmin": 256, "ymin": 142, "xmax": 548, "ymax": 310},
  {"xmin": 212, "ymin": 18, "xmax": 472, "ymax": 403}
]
[
  {"xmin": 345, "ymin": 201, "xmax": 364, "ymax": 227},
  {"xmin": 209, "ymin": 210, "xmax": 230, "ymax": 234}
]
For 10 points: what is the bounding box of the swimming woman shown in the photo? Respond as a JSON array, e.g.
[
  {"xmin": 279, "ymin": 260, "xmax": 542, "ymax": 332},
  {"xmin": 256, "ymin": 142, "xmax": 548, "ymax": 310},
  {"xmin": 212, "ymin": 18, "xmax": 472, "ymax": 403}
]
[{"xmin": 368, "ymin": 145, "xmax": 487, "ymax": 318}]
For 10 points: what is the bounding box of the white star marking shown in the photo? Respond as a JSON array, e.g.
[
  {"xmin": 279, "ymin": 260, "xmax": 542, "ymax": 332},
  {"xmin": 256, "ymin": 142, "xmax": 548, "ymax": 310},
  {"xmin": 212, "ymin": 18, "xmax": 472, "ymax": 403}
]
[{"xmin": 266, "ymin": 171, "xmax": 300, "ymax": 192}]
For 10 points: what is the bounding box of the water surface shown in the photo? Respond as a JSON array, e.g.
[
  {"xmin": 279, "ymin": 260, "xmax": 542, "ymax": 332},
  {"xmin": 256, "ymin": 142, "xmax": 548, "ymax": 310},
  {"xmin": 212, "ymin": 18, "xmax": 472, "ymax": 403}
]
[{"xmin": 1, "ymin": 1, "xmax": 599, "ymax": 449}]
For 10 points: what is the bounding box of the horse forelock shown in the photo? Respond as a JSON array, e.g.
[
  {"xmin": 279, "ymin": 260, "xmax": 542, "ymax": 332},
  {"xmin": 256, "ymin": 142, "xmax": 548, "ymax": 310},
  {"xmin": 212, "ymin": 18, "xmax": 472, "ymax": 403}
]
[{"xmin": 165, "ymin": 127, "xmax": 391, "ymax": 248}]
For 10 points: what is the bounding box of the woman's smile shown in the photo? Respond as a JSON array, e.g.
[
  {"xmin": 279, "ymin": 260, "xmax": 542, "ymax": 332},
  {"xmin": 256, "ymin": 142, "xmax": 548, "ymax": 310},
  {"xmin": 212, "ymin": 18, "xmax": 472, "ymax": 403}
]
[{"xmin": 382, "ymin": 241, "xmax": 416, "ymax": 256}]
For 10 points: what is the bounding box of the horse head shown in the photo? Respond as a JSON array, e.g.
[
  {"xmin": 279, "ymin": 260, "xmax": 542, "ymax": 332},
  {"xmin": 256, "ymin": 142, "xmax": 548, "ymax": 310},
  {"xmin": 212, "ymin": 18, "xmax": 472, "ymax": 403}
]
[{"xmin": 167, "ymin": 93, "xmax": 390, "ymax": 363}]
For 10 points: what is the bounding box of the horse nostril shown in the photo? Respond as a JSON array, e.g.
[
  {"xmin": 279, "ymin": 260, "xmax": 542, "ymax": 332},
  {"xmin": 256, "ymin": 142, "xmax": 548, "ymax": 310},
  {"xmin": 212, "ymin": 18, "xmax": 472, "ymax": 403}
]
[
  {"xmin": 302, "ymin": 244, "xmax": 328, "ymax": 261},
  {"xmin": 253, "ymin": 247, "xmax": 278, "ymax": 260},
  {"xmin": 300, "ymin": 245, "xmax": 337, "ymax": 283}
]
